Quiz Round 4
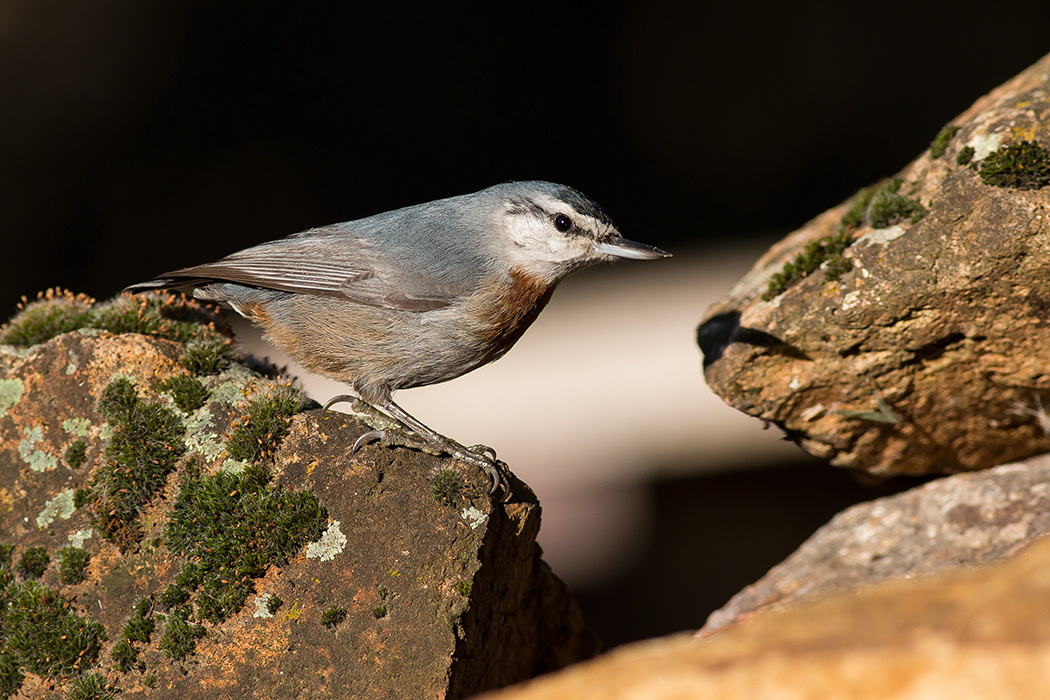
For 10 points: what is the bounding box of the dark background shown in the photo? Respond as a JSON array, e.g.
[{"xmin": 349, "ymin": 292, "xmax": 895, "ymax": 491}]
[
  {"xmin": 6, "ymin": 1, "xmax": 1048, "ymax": 308},
  {"xmin": 2, "ymin": 1, "xmax": 1047, "ymax": 648}
]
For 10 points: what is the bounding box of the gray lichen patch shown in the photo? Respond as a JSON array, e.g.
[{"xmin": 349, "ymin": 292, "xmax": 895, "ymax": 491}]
[
  {"xmin": 61, "ymin": 417, "xmax": 91, "ymax": 437},
  {"xmin": 35, "ymin": 488, "xmax": 77, "ymax": 528},
  {"xmin": 67, "ymin": 529, "xmax": 93, "ymax": 547},
  {"xmin": 207, "ymin": 365, "xmax": 271, "ymax": 405},
  {"xmin": 0, "ymin": 378, "xmax": 24, "ymax": 417},
  {"xmin": 461, "ymin": 507, "xmax": 488, "ymax": 530},
  {"xmin": 305, "ymin": 520, "xmax": 347, "ymax": 562},
  {"xmin": 252, "ymin": 594, "xmax": 283, "ymax": 618},
  {"xmin": 252, "ymin": 595, "xmax": 275, "ymax": 618},
  {"xmin": 65, "ymin": 348, "xmax": 80, "ymax": 375},
  {"xmin": 180, "ymin": 406, "xmax": 225, "ymax": 461},
  {"xmin": 18, "ymin": 426, "xmax": 57, "ymax": 472}
]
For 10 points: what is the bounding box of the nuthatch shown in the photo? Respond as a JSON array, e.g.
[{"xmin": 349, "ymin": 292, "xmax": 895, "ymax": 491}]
[{"xmin": 126, "ymin": 181, "xmax": 669, "ymax": 492}]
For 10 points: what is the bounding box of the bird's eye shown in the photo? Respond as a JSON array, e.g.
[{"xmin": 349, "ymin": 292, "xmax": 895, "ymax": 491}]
[{"xmin": 553, "ymin": 213, "xmax": 573, "ymax": 232}]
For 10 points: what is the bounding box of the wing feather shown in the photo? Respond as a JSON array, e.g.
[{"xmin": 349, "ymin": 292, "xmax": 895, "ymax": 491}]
[
  {"xmin": 138, "ymin": 220, "xmax": 485, "ymax": 311},
  {"xmin": 129, "ymin": 193, "xmax": 496, "ymax": 311}
]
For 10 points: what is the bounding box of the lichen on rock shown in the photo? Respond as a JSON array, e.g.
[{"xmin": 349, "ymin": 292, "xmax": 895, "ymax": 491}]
[
  {"xmin": 699, "ymin": 52, "xmax": 1050, "ymax": 477},
  {"xmin": 0, "ymin": 290, "xmax": 595, "ymax": 698}
]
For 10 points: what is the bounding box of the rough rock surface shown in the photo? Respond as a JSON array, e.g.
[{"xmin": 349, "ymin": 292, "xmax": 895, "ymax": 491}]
[
  {"xmin": 698, "ymin": 52, "xmax": 1050, "ymax": 476},
  {"xmin": 701, "ymin": 454, "xmax": 1050, "ymax": 632},
  {"xmin": 480, "ymin": 534, "xmax": 1050, "ymax": 700},
  {"xmin": 0, "ymin": 294, "xmax": 595, "ymax": 699}
]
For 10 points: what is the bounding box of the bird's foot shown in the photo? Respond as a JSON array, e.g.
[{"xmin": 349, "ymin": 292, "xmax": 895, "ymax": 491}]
[
  {"xmin": 445, "ymin": 443, "xmax": 508, "ymax": 498},
  {"xmin": 347, "ymin": 428, "xmax": 508, "ymax": 499},
  {"xmin": 326, "ymin": 395, "xmax": 510, "ymax": 499}
]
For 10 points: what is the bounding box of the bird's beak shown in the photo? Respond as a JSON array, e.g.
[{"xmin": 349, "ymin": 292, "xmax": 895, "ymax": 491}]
[{"xmin": 594, "ymin": 236, "xmax": 671, "ymax": 260}]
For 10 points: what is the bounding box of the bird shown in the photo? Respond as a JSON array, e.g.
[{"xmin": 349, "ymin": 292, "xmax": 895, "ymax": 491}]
[{"xmin": 126, "ymin": 181, "xmax": 670, "ymax": 493}]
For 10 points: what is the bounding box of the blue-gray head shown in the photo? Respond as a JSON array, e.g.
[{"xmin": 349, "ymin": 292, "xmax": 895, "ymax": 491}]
[{"xmin": 479, "ymin": 181, "xmax": 669, "ymax": 283}]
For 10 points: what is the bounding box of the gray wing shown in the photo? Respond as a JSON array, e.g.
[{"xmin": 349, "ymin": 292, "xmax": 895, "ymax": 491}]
[{"xmin": 127, "ymin": 216, "xmax": 486, "ymax": 312}]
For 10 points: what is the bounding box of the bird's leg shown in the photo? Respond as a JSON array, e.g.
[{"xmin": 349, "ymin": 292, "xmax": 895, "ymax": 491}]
[
  {"xmin": 376, "ymin": 398, "xmax": 506, "ymax": 495},
  {"xmin": 323, "ymin": 394, "xmax": 507, "ymax": 496},
  {"xmin": 324, "ymin": 395, "xmax": 401, "ymax": 430}
]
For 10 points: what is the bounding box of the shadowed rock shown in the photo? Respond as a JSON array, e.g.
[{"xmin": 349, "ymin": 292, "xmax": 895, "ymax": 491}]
[
  {"xmin": 478, "ymin": 532, "xmax": 1050, "ymax": 700},
  {"xmin": 698, "ymin": 52, "xmax": 1050, "ymax": 477},
  {"xmin": 701, "ymin": 455, "xmax": 1050, "ymax": 633}
]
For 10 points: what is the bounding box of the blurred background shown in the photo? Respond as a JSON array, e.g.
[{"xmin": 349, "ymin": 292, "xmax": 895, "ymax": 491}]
[{"xmin": 2, "ymin": 0, "xmax": 1048, "ymax": 648}]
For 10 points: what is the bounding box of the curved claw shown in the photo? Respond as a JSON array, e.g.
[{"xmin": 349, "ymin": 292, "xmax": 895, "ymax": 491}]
[
  {"xmin": 483, "ymin": 462, "xmax": 502, "ymax": 495},
  {"xmin": 470, "ymin": 444, "xmax": 498, "ymax": 461},
  {"xmin": 323, "ymin": 394, "xmax": 358, "ymax": 411},
  {"xmin": 351, "ymin": 429, "xmax": 385, "ymax": 453},
  {"xmin": 469, "ymin": 452, "xmax": 506, "ymax": 498}
]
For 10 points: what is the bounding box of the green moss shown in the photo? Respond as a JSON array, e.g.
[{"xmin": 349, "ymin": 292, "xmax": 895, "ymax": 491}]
[
  {"xmin": 159, "ymin": 606, "xmax": 204, "ymax": 661},
  {"xmin": 979, "ymin": 140, "xmax": 1050, "ymax": 189},
  {"xmin": 90, "ymin": 294, "xmax": 207, "ymax": 343},
  {"xmin": 762, "ymin": 178, "xmax": 927, "ymax": 300},
  {"xmin": 822, "ymin": 255, "xmax": 854, "ymax": 281},
  {"xmin": 64, "ymin": 440, "xmax": 89, "ymax": 469},
  {"xmin": 159, "ymin": 563, "xmax": 204, "ymax": 610},
  {"xmin": 956, "ymin": 145, "xmax": 975, "ymax": 166},
  {"xmin": 158, "ymin": 374, "xmax": 210, "ymax": 413},
  {"xmin": 839, "ymin": 185, "xmax": 877, "ymax": 231},
  {"xmin": 73, "ymin": 488, "xmax": 94, "ymax": 510},
  {"xmin": 929, "ymin": 124, "xmax": 960, "ymax": 158},
  {"xmin": 92, "ymin": 377, "xmax": 185, "ymax": 547},
  {"xmin": 162, "ymin": 463, "xmax": 326, "ymax": 627},
  {"xmin": 2, "ymin": 290, "xmax": 230, "ymax": 349},
  {"xmin": 0, "ymin": 289, "xmax": 94, "ymax": 347},
  {"xmin": 225, "ymin": 386, "xmax": 304, "ymax": 463},
  {"xmin": 762, "ymin": 185, "xmax": 881, "ymax": 301},
  {"xmin": 17, "ymin": 546, "xmax": 49, "ymax": 580},
  {"xmin": 321, "ymin": 605, "xmax": 347, "ymax": 629},
  {"xmin": 111, "ymin": 595, "xmax": 155, "ymax": 670},
  {"xmin": 430, "ymin": 469, "xmax": 465, "ymax": 505},
  {"xmin": 57, "ymin": 547, "xmax": 91, "ymax": 585},
  {"xmin": 0, "ymin": 649, "xmax": 23, "ymax": 699},
  {"xmin": 196, "ymin": 574, "xmax": 253, "ymax": 625},
  {"xmin": 65, "ymin": 672, "xmax": 117, "ymax": 700},
  {"xmin": 866, "ymin": 178, "xmax": 926, "ymax": 228},
  {"xmin": 371, "ymin": 605, "xmax": 387, "ymax": 619},
  {"xmin": 0, "ymin": 648, "xmax": 19, "ymax": 696},
  {"xmin": 762, "ymin": 228, "xmax": 854, "ymax": 301},
  {"xmin": 181, "ymin": 336, "xmax": 234, "ymax": 376},
  {"xmin": 132, "ymin": 596, "xmax": 152, "ymax": 619},
  {"xmin": 5, "ymin": 580, "xmax": 105, "ymax": 678},
  {"xmin": 121, "ymin": 602, "xmax": 154, "ymax": 644},
  {"xmin": 265, "ymin": 594, "xmax": 283, "ymax": 615},
  {"xmin": 0, "ymin": 569, "xmax": 12, "ymax": 601},
  {"xmin": 454, "ymin": 580, "xmax": 472, "ymax": 596},
  {"xmin": 158, "ymin": 583, "xmax": 191, "ymax": 610},
  {"xmin": 110, "ymin": 639, "xmax": 139, "ymax": 673}
]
